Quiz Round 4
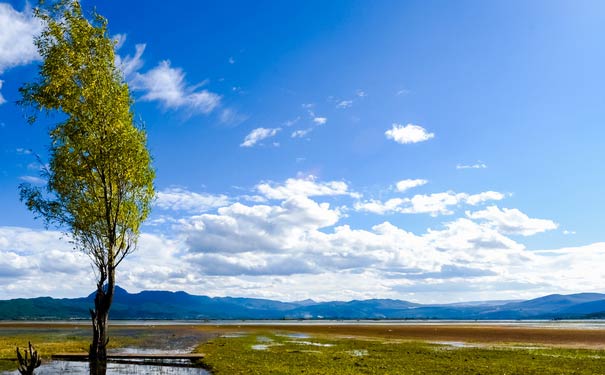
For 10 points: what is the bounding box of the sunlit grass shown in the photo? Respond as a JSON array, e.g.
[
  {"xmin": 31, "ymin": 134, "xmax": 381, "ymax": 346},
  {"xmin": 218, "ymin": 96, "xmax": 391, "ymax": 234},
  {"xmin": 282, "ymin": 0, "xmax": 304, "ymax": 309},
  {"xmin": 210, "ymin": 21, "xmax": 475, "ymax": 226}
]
[{"xmin": 197, "ymin": 332, "xmax": 605, "ymax": 375}]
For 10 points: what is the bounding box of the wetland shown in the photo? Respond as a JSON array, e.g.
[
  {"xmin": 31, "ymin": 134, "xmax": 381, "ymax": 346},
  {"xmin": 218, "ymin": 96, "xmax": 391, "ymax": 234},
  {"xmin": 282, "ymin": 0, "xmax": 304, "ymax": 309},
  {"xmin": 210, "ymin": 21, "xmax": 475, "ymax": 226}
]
[{"xmin": 2, "ymin": 321, "xmax": 605, "ymax": 374}]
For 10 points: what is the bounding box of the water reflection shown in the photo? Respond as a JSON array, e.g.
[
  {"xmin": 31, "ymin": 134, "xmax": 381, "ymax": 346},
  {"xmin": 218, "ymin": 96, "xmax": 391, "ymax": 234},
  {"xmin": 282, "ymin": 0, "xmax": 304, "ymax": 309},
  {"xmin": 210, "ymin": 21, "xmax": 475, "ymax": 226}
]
[{"xmin": 1, "ymin": 360, "xmax": 209, "ymax": 375}]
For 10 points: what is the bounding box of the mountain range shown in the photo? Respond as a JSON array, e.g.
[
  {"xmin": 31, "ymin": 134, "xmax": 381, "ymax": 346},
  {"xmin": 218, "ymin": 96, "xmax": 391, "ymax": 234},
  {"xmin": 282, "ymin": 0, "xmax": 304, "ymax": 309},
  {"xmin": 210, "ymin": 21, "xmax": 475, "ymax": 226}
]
[{"xmin": 2, "ymin": 286, "xmax": 605, "ymax": 320}]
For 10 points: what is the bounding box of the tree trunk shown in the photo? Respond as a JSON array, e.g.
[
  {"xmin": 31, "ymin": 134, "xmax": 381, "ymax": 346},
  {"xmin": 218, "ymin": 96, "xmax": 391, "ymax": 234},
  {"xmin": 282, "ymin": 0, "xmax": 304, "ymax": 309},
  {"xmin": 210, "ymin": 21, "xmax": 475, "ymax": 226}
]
[{"xmin": 89, "ymin": 269, "xmax": 115, "ymax": 373}]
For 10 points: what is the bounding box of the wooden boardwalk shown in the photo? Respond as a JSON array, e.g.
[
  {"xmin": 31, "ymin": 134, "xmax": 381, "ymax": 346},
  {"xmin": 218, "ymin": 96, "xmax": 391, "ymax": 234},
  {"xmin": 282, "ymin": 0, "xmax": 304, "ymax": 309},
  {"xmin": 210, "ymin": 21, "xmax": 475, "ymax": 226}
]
[{"xmin": 52, "ymin": 353, "xmax": 204, "ymax": 361}]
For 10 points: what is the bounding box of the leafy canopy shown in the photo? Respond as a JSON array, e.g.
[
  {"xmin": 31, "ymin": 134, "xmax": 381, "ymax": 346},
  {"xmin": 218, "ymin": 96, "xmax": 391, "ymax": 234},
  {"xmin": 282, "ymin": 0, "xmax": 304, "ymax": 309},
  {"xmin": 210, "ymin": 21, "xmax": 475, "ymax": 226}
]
[{"xmin": 19, "ymin": 0, "xmax": 155, "ymax": 270}]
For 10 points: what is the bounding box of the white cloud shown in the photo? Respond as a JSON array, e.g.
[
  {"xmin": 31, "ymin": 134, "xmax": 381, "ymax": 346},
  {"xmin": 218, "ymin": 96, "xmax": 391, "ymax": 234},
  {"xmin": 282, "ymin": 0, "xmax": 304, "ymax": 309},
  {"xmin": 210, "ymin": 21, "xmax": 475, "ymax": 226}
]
[
  {"xmin": 0, "ymin": 185, "xmax": 598, "ymax": 303},
  {"xmin": 395, "ymin": 179, "xmax": 428, "ymax": 192},
  {"xmin": 19, "ymin": 175, "xmax": 45, "ymax": 185},
  {"xmin": 385, "ymin": 123, "xmax": 434, "ymax": 144},
  {"xmin": 256, "ymin": 175, "xmax": 358, "ymax": 200},
  {"xmin": 283, "ymin": 117, "xmax": 301, "ymax": 127},
  {"xmin": 466, "ymin": 191, "xmax": 505, "ymax": 205},
  {"xmin": 0, "ymin": 80, "xmax": 5, "ymax": 104},
  {"xmin": 113, "ymin": 33, "xmax": 127, "ymax": 50},
  {"xmin": 132, "ymin": 60, "xmax": 221, "ymax": 114},
  {"xmin": 219, "ymin": 108, "xmax": 247, "ymax": 125},
  {"xmin": 0, "ymin": 227, "xmax": 91, "ymax": 298},
  {"xmin": 354, "ymin": 198, "xmax": 404, "ymax": 215},
  {"xmin": 183, "ymin": 196, "xmax": 341, "ymax": 255},
  {"xmin": 313, "ymin": 117, "xmax": 327, "ymax": 125},
  {"xmin": 116, "ymin": 43, "xmax": 146, "ymax": 78},
  {"xmin": 0, "ymin": 3, "xmax": 43, "ymax": 104},
  {"xmin": 0, "ymin": 3, "xmax": 42, "ymax": 73},
  {"xmin": 400, "ymin": 192, "xmax": 466, "ymax": 216},
  {"xmin": 336, "ymin": 100, "xmax": 353, "ymax": 109},
  {"xmin": 291, "ymin": 128, "xmax": 312, "ymax": 138},
  {"xmin": 356, "ymin": 89, "xmax": 366, "ymax": 97},
  {"xmin": 156, "ymin": 187, "xmax": 230, "ymax": 213},
  {"xmin": 457, "ymin": 162, "xmax": 488, "ymax": 170},
  {"xmin": 563, "ymin": 230, "xmax": 576, "ymax": 235},
  {"xmin": 240, "ymin": 127, "xmax": 281, "ymax": 147},
  {"xmin": 356, "ymin": 191, "xmax": 504, "ymax": 216},
  {"xmin": 466, "ymin": 206, "xmax": 558, "ymax": 236}
]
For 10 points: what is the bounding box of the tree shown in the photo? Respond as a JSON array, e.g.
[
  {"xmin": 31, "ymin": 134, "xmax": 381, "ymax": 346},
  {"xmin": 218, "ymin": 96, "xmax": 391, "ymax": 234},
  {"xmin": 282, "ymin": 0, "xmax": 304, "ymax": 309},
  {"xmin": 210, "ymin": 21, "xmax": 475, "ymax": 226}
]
[{"xmin": 18, "ymin": 0, "xmax": 155, "ymax": 366}]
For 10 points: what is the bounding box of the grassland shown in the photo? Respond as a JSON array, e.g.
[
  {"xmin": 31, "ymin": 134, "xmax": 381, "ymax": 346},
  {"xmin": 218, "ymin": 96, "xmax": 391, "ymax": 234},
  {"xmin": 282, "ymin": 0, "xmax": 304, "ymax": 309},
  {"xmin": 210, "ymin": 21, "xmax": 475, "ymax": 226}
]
[
  {"xmin": 197, "ymin": 331, "xmax": 605, "ymax": 375},
  {"xmin": 1, "ymin": 323, "xmax": 605, "ymax": 374}
]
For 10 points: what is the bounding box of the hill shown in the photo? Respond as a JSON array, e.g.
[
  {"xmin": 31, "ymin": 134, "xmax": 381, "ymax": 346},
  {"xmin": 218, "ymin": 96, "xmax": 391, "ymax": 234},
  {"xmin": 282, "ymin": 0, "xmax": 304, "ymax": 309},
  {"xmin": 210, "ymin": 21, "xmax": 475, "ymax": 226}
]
[{"xmin": 1, "ymin": 287, "xmax": 605, "ymax": 320}]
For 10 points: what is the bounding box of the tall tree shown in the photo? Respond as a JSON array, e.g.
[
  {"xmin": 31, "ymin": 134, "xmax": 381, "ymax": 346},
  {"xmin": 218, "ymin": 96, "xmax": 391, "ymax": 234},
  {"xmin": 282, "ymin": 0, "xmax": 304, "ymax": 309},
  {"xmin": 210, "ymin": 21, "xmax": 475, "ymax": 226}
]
[{"xmin": 18, "ymin": 0, "xmax": 155, "ymax": 365}]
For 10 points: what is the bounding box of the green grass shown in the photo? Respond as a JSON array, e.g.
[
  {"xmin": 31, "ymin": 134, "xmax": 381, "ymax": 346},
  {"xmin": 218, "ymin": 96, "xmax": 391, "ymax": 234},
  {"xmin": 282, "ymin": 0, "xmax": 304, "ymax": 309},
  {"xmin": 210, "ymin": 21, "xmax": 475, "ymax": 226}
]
[
  {"xmin": 2, "ymin": 326, "xmax": 605, "ymax": 374},
  {"xmin": 0, "ymin": 326, "xmax": 142, "ymax": 372},
  {"xmin": 197, "ymin": 332, "xmax": 605, "ymax": 375}
]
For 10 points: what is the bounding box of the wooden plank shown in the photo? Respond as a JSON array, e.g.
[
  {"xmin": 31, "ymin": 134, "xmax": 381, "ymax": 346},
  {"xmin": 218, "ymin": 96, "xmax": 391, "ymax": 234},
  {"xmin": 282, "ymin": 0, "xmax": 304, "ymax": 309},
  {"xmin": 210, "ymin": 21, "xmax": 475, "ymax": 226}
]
[{"xmin": 52, "ymin": 353, "xmax": 204, "ymax": 360}]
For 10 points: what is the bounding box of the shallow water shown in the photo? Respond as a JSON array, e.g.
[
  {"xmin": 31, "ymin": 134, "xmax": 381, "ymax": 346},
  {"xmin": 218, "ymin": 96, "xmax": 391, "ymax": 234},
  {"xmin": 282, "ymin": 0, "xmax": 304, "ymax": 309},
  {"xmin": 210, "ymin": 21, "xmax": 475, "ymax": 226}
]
[
  {"xmin": 286, "ymin": 340, "xmax": 333, "ymax": 347},
  {"xmin": 1, "ymin": 360, "xmax": 209, "ymax": 375},
  {"xmin": 276, "ymin": 333, "xmax": 310, "ymax": 339},
  {"xmin": 5, "ymin": 319, "xmax": 605, "ymax": 329},
  {"xmin": 433, "ymin": 341, "xmax": 475, "ymax": 348}
]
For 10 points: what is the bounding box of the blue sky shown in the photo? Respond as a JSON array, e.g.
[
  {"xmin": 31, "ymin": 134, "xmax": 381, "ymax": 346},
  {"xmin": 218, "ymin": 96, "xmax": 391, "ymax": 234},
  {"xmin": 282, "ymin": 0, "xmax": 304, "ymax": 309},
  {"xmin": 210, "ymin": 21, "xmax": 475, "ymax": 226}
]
[{"xmin": 1, "ymin": 0, "xmax": 604, "ymax": 302}]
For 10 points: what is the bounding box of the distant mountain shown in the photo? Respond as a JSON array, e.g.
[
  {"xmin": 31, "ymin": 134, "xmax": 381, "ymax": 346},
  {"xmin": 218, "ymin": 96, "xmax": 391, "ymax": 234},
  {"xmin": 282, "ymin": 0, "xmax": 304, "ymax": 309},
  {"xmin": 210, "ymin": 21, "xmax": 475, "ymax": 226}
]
[{"xmin": 2, "ymin": 287, "xmax": 605, "ymax": 320}]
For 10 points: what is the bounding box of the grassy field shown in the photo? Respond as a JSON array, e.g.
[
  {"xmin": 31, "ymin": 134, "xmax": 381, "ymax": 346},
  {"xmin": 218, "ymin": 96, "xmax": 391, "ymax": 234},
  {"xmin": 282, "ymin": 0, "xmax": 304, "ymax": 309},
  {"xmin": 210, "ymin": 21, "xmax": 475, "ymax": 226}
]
[
  {"xmin": 0, "ymin": 324, "xmax": 214, "ymax": 372},
  {"xmin": 0, "ymin": 325, "xmax": 142, "ymax": 372},
  {"xmin": 1, "ymin": 323, "xmax": 605, "ymax": 374},
  {"xmin": 197, "ymin": 332, "xmax": 605, "ymax": 375}
]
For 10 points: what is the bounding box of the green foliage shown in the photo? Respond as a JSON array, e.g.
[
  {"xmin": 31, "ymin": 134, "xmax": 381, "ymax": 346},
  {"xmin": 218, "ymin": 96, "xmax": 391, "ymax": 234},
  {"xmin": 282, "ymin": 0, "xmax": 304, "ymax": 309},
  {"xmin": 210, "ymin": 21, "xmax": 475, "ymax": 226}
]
[
  {"xmin": 18, "ymin": 0, "xmax": 154, "ymax": 272},
  {"xmin": 198, "ymin": 333, "xmax": 605, "ymax": 375}
]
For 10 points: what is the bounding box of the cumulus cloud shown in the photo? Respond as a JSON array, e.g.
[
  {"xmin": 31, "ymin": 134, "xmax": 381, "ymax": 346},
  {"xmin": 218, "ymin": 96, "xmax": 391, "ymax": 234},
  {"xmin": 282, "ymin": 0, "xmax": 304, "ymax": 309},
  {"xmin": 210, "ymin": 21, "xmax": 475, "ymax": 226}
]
[
  {"xmin": 156, "ymin": 187, "xmax": 230, "ymax": 212},
  {"xmin": 0, "ymin": 227, "xmax": 91, "ymax": 298},
  {"xmin": 0, "ymin": 175, "xmax": 592, "ymax": 303},
  {"xmin": 256, "ymin": 175, "xmax": 358, "ymax": 200},
  {"xmin": 395, "ymin": 179, "xmax": 428, "ymax": 192},
  {"xmin": 466, "ymin": 206, "xmax": 558, "ymax": 236},
  {"xmin": 0, "ymin": 193, "xmax": 599, "ymax": 303},
  {"xmin": 240, "ymin": 127, "xmax": 281, "ymax": 147},
  {"xmin": 385, "ymin": 123, "xmax": 434, "ymax": 144},
  {"xmin": 466, "ymin": 191, "xmax": 505, "ymax": 205},
  {"xmin": 0, "ymin": 3, "xmax": 43, "ymax": 103},
  {"xmin": 131, "ymin": 60, "xmax": 221, "ymax": 114},
  {"xmin": 0, "ymin": 3, "xmax": 42, "ymax": 73},
  {"xmin": 356, "ymin": 191, "xmax": 504, "ymax": 216},
  {"xmin": 182, "ymin": 196, "xmax": 341, "ymax": 254}
]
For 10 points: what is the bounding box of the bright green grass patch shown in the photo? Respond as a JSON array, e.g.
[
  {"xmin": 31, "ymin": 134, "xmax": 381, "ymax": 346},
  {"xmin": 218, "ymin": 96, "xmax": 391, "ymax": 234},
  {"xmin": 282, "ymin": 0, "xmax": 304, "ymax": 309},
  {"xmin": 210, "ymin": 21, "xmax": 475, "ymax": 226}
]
[{"xmin": 197, "ymin": 332, "xmax": 605, "ymax": 375}]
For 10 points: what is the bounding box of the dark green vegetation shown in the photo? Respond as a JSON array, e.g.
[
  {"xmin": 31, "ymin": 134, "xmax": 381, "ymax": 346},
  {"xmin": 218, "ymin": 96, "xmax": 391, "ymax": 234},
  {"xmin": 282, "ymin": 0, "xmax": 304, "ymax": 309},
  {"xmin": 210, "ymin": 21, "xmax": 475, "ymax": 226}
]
[
  {"xmin": 18, "ymin": 0, "xmax": 155, "ymax": 361},
  {"xmin": 3, "ymin": 287, "xmax": 605, "ymax": 320},
  {"xmin": 198, "ymin": 332, "xmax": 605, "ymax": 375}
]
